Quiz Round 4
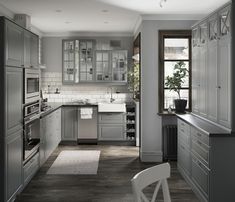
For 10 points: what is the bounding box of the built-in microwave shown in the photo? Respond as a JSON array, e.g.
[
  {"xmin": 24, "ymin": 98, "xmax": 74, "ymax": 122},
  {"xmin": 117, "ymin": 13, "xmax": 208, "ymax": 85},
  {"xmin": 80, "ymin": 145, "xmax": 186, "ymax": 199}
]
[{"xmin": 24, "ymin": 68, "xmax": 40, "ymax": 104}]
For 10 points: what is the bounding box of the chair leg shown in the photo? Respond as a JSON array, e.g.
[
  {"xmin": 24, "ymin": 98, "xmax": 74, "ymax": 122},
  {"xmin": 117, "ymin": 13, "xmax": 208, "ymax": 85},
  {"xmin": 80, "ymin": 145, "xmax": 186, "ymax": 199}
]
[{"xmin": 162, "ymin": 179, "xmax": 171, "ymax": 202}]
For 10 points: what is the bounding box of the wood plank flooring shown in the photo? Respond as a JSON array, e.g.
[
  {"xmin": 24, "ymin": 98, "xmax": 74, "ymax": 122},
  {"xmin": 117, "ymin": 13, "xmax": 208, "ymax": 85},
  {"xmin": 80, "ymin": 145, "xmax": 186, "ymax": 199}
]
[{"xmin": 15, "ymin": 145, "xmax": 200, "ymax": 202}]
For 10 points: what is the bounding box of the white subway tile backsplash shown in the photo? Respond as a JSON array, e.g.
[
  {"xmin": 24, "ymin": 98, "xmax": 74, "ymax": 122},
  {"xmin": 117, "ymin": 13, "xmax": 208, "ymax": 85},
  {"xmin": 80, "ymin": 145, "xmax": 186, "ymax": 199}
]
[{"xmin": 41, "ymin": 71, "xmax": 133, "ymax": 103}]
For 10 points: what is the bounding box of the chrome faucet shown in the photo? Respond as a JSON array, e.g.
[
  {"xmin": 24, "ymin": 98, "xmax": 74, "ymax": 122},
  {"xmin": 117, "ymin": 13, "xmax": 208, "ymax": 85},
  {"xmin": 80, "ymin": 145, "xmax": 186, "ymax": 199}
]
[{"xmin": 109, "ymin": 86, "xmax": 115, "ymax": 103}]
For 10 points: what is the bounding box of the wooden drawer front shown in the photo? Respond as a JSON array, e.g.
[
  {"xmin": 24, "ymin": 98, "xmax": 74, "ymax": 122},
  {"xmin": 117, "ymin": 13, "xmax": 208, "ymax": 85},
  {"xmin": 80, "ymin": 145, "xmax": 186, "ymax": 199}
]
[
  {"xmin": 191, "ymin": 127, "xmax": 209, "ymax": 146},
  {"xmin": 178, "ymin": 142, "xmax": 191, "ymax": 175},
  {"xmin": 178, "ymin": 130, "xmax": 190, "ymax": 146},
  {"xmin": 178, "ymin": 119, "xmax": 190, "ymax": 137},
  {"xmin": 99, "ymin": 113, "xmax": 124, "ymax": 124},
  {"xmin": 99, "ymin": 124, "xmax": 125, "ymax": 140},
  {"xmin": 24, "ymin": 153, "xmax": 39, "ymax": 185},
  {"xmin": 192, "ymin": 155, "xmax": 209, "ymax": 197},
  {"xmin": 192, "ymin": 137, "xmax": 209, "ymax": 166}
]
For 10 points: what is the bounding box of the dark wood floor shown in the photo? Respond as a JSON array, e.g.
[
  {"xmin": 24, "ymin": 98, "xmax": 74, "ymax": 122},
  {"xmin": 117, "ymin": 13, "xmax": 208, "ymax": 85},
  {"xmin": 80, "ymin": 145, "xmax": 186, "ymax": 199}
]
[{"xmin": 15, "ymin": 145, "xmax": 200, "ymax": 202}]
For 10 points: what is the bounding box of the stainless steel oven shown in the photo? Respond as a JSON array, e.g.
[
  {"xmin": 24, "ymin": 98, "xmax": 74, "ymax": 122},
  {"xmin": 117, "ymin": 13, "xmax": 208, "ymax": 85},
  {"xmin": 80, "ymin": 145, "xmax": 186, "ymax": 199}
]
[
  {"xmin": 23, "ymin": 101, "xmax": 40, "ymax": 164},
  {"xmin": 24, "ymin": 68, "xmax": 40, "ymax": 104}
]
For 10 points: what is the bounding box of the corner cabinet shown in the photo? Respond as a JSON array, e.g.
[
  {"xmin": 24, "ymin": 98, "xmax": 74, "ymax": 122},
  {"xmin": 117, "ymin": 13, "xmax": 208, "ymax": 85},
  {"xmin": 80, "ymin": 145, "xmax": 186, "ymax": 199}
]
[
  {"xmin": 191, "ymin": 2, "xmax": 232, "ymax": 129},
  {"xmin": 62, "ymin": 39, "xmax": 128, "ymax": 84}
]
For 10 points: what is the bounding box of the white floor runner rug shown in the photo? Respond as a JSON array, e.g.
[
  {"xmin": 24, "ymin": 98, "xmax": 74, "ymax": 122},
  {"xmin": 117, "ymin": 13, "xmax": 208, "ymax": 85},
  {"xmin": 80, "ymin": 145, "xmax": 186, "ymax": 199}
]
[{"xmin": 47, "ymin": 150, "xmax": 100, "ymax": 175}]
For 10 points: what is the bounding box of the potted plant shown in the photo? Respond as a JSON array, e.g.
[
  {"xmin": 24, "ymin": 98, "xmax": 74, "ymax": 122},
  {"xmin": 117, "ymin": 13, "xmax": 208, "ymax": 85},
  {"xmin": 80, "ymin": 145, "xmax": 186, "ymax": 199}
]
[
  {"xmin": 165, "ymin": 61, "xmax": 188, "ymax": 113},
  {"xmin": 128, "ymin": 62, "xmax": 140, "ymax": 100}
]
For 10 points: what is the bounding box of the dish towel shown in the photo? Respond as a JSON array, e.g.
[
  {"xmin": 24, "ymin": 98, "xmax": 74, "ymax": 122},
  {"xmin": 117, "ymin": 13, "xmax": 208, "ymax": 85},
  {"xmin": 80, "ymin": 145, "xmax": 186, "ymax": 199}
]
[{"xmin": 80, "ymin": 107, "xmax": 93, "ymax": 119}]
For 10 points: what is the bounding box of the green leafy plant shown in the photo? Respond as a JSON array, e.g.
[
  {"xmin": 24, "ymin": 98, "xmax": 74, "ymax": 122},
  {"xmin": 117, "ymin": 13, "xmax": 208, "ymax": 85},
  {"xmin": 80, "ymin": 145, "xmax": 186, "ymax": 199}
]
[
  {"xmin": 128, "ymin": 63, "xmax": 140, "ymax": 100},
  {"xmin": 165, "ymin": 61, "xmax": 188, "ymax": 99}
]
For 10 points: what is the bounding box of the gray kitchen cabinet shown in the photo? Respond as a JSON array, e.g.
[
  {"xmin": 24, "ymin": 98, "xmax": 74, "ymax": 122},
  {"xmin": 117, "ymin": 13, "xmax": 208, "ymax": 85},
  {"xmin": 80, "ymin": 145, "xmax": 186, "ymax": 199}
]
[
  {"xmin": 24, "ymin": 30, "xmax": 31, "ymax": 68},
  {"xmin": 6, "ymin": 130, "xmax": 23, "ymax": 202},
  {"xmin": 217, "ymin": 33, "xmax": 231, "ymax": 128},
  {"xmin": 111, "ymin": 50, "xmax": 127, "ymax": 82},
  {"xmin": 5, "ymin": 19, "xmax": 24, "ymax": 67},
  {"xmin": 30, "ymin": 33, "xmax": 39, "ymax": 68},
  {"xmin": 177, "ymin": 115, "xmax": 235, "ymax": 202},
  {"xmin": 23, "ymin": 152, "xmax": 39, "ymax": 186},
  {"xmin": 98, "ymin": 112, "xmax": 126, "ymax": 141},
  {"xmin": 24, "ymin": 30, "xmax": 39, "ymax": 68},
  {"xmin": 6, "ymin": 67, "xmax": 23, "ymax": 136},
  {"xmin": 198, "ymin": 22, "xmax": 207, "ymax": 118},
  {"xmin": 99, "ymin": 124, "xmax": 125, "ymax": 140},
  {"xmin": 99, "ymin": 113, "xmax": 125, "ymax": 124},
  {"xmin": 95, "ymin": 50, "xmax": 111, "ymax": 81},
  {"xmin": 207, "ymin": 15, "xmax": 218, "ymax": 123},
  {"xmin": 62, "ymin": 39, "xmax": 79, "ymax": 84},
  {"xmin": 80, "ymin": 40, "xmax": 95, "ymax": 82},
  {"xmin": 191, "ymin": 27, "xmax": 200, "ymax": 114},
  {"xmin": 40, "ymin": 108, "xmax": 61, "ymax": 165},
  {"xmin": 62, "ymin": 107, "xmax": 78, "ymax": 141},
  {"xmin": 191, "ymin": 2, "xmax": 232, "ymax": 130},
  {"xmin": 62, "ymin": 39, "xmax": 128, "ymax": 84}
]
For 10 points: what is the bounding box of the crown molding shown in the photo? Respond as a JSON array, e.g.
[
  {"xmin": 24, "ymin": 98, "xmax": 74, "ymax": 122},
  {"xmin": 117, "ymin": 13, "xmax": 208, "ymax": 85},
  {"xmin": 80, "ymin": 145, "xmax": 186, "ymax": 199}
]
[
  {"xmin": 141, "ymin": 14, "xmax": 204, "ymax": 21},
  {"xmin": 42, "ymin": 31, "xmax": 133, "ymax": 37}
]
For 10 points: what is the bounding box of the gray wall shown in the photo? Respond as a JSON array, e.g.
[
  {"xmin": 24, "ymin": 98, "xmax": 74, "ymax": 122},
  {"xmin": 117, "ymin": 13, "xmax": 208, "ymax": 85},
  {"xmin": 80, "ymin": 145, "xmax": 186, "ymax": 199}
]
[
  {"xmin": 42, "ymin": 36, "xmax": 133, "ymax": 73},
  {"xmin": 140, "ymin": 20, "xmax": 196, "ymax": 162}
]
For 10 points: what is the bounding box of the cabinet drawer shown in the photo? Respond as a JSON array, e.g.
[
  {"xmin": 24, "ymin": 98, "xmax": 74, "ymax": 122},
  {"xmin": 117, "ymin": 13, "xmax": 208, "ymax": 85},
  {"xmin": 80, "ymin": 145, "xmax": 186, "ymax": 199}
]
[
  {"xmin": 178, "ymin": 141, "xmax": 191, "ymax": 175},
  {"xmin": 191, "ymin": 154, "xmax": 209, "ymax": 197},
  {"xmin": 178, "ymin": 119, "xmax": 190, "ymax": 136},
  {"xmin": 191, "ymin": 138, "xmax": 209, "ymax": 166},
  {"xmin": 178, "ymin": 130, "xmax": 190, "ymax": 146},
  {"xmin": 99, "ymin": 113, "xmax": 125, "ymax": 124},
  {"xmin": 99, "ymin": 124, "xmax": 126, "ymax": 140},
  {"xmin": 191, "ymin": 127, "xmax": 209, "ymax": 146},
  {"xmin": 24, "ymin": 152, "xmax": 39, "ymax": 185}
]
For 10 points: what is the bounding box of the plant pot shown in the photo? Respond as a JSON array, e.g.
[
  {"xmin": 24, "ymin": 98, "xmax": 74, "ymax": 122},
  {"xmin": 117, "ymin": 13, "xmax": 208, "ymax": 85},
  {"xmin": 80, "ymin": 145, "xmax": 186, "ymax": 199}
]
[{"xmin": 174, "ymin": 99, "xmax": 187, "ymax": 113}]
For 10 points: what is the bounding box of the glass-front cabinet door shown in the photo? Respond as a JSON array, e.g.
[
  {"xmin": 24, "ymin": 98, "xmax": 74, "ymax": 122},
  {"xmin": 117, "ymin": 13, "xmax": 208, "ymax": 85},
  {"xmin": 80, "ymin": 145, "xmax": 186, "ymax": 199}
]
[
  {"xmin": 79, "ymin": 40, "xmax": 94, "ymax": 82},
  {"xmin": 111, "ymin": 50, "xmax": 127, "ymax": 82},
  {"xmin": 62, "ymin": 40, "xmax": 79, "ymax": 84},
  {"xmin": 219, "ymin": 5, "xmax": 231, "ymax": 37},
  {"xmin": 95, "ymin": 51, "xmax": 111, "ymax": 81},
  {"xmin": 208, "ymin": 15, "xmax": 218, "ymax": 41}
]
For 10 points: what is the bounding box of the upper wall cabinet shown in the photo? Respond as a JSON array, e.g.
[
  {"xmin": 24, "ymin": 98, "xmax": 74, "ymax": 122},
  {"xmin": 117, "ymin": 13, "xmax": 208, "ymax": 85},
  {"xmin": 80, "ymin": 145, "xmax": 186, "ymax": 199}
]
[
  {"xmin": 62, "ymin": 39, "xmax": 79, "ymax": 84},
  {"xmin": 191, "ymin": 2, "xmax": 231, "ymax": 129},
  {"xmin": 5, "ymin": 20, "xmax": 24, "ymax": 67},
  {"xmin": 62, "ymin": 39, "xmax": 128, "ymax": 84},
  {"xmin": 5, "ymin": 19, "xmax": 39, "ymax": 68}
]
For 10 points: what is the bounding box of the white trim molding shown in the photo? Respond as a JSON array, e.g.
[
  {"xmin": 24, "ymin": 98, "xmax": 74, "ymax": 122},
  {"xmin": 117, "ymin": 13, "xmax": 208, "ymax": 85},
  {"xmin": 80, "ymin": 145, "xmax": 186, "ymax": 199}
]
[
  {"xmin": 140, "ymin": 151, "xmax": 163, "ymax": 162},
  {"xmin": 141, "ymin": 14, "xmax": 205, "ymax": 21}
]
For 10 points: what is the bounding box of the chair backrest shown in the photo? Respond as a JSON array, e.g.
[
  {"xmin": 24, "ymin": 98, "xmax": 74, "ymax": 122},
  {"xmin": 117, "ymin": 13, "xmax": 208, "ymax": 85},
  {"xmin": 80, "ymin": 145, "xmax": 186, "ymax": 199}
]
[{"xmin": 131, "ymin": 163, "xmax": 171, "ymax": 202}]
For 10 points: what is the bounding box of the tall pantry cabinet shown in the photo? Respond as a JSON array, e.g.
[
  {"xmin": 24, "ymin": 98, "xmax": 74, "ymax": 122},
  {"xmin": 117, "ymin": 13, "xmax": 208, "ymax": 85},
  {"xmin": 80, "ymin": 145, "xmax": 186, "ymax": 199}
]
[
  {"xmin": 191, "ymin": 3, "xmax": 232, "ymax": 130},
  {"xmin": 0, "ymin": 17, "xmax": 39, "ymax": 202}
]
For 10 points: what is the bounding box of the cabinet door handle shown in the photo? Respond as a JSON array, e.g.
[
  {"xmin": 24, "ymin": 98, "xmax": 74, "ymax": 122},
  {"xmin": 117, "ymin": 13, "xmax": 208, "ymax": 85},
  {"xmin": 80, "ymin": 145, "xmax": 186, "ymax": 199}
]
[
  {"xmin": 181, "ymin": 129, "xmax": 185, "ymax": 133},
  {"xmin": 216, "ymin": 86, "xmax": 221, "ymax": 89},
  {"xmin": 181, "ymin": 145, "xmax": 185, "ymax": 150}
]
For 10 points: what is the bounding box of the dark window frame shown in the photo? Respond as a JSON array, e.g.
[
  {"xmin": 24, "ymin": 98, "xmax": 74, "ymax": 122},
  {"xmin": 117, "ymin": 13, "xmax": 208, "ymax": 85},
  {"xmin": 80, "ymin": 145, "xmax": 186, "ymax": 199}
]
[{"xmin": 158, "ymin": 30, "xmax": 192, "ymax": 113}]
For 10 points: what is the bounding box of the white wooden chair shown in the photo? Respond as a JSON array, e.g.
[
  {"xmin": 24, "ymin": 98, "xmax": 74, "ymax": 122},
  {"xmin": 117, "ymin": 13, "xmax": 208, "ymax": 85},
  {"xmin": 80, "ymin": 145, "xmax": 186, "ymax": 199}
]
[{"xmin": 131, "ymin": 163, "xmax": 171, "ymax": 202}]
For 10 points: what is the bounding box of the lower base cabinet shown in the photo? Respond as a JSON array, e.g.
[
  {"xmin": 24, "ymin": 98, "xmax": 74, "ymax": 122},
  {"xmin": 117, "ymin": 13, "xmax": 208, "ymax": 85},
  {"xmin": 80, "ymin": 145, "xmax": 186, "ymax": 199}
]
[
  {"xmin": 98, "ymin": 113, "xmax": 126, "ymax": 141},
  {"xmin": 99, "ymin": 124, "xmax": 125, "ymax": 140},
  {"xmin": 61, "ymin": 107, "xmax": 77, "ymax": 141},
  {"xmin": 40, "ymin": 108, "xmax": 61, "ymax": 166},
  {"xmin": 177, "ymin": 116, "xmax": 235, "ymax": 202},
  {"xmin": 6, "ymin": 130, "xmax": 23, "ymax": 202},
  {"xmin": 23, "ymin": 153, "xmax": 39, "ymax": 186}
]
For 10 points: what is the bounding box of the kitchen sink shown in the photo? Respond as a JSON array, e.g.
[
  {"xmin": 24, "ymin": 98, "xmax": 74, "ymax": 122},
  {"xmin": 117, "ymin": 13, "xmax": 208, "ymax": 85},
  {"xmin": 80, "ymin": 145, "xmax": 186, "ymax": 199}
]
[{"xmin": 98, "ymin": 103, "xmax": 126, "ymax": 112}]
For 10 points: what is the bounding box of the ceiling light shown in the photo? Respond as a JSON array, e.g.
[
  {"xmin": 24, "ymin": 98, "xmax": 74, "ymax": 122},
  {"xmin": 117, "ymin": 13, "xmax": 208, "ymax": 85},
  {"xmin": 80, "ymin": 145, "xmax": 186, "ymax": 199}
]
[
  {"xmin": 65, "ymin": 21, "xmax": 71, "ymax": 24},
  {"xmin": 159, "ymin": 0, "xmax": 167, "ymax": 8},
  {"xmin": 104, "ymin": 21, "xmax": 109, "ymax": 24},
  {"xmin": 55, "ymin": 9, "xmax": 62, "ymax": 13}
]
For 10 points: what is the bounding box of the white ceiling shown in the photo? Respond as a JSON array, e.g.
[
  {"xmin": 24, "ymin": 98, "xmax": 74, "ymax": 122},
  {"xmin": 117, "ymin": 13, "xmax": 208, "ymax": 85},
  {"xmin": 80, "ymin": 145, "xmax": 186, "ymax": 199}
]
[{"xmin": 0, "ymin": 0, "xmax": 230, "ymax": 34}]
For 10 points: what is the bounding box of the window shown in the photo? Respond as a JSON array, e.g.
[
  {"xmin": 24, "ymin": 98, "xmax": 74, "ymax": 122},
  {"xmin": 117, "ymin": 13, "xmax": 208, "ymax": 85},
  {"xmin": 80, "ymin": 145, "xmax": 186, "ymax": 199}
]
[{"xmin": 159, "ymin": 30, "xmax": 192, "ymax": 112}]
